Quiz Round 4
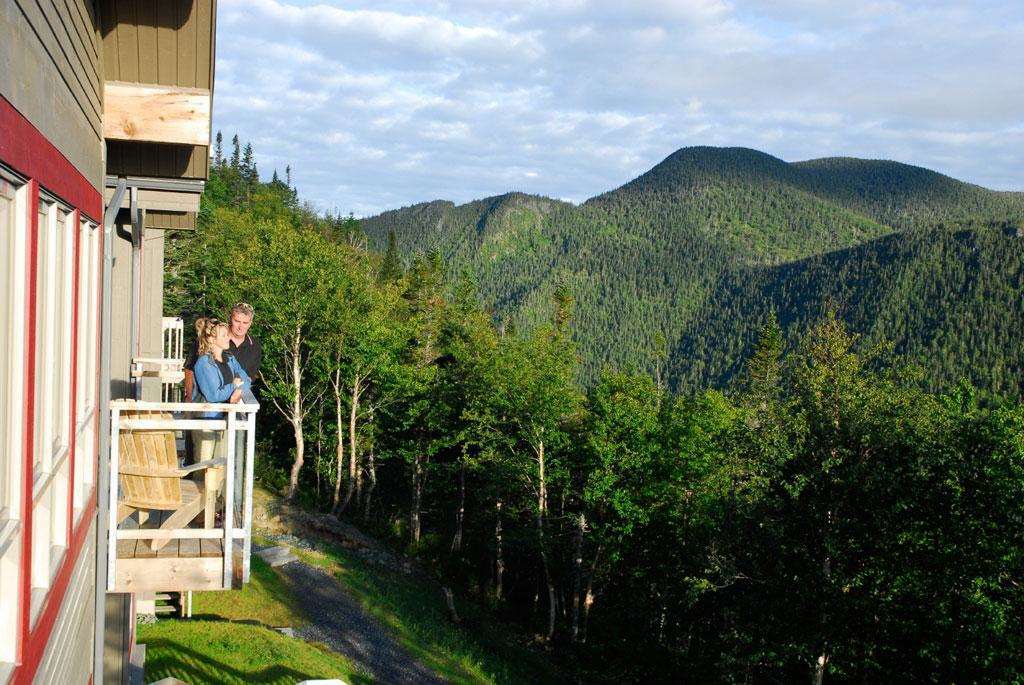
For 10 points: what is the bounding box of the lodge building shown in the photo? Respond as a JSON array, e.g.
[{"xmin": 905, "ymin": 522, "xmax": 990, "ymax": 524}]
[{"xmin": 1, "ymin": 2, "xmax": 260, "ymax": 682}]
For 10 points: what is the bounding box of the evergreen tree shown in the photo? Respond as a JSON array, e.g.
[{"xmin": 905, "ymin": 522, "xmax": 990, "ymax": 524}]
[
  {"xmin": 378, "ymin": 229, "xmax": 403, "ymax": 283},
  {"xmin": 241, "ymin": 143, "xmax": 257, "ymax": 185},
  {"xmin": 214, "ymin": 130, "xmax": 223, "ymax": 167}
]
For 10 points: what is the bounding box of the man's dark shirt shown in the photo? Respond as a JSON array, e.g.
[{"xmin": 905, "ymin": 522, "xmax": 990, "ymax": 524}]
[{"xmin": 185, "ymin": 334, "xmax": 262, "ymax": 380}]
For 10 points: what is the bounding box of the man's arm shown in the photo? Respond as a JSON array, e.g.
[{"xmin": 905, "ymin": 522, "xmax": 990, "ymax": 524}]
[{"xmin": 249, "ymin": 336, "xmax": 263, "ymax": 381}]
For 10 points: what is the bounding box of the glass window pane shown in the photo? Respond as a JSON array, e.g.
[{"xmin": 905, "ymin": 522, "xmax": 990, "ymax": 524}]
[
  {"xmin": 0, "ymin": 179, "xmax": 13, "ymax": 510},
  {"xmin": 32, "ymin": 201, "xmax": 48, "ymax": 471}
]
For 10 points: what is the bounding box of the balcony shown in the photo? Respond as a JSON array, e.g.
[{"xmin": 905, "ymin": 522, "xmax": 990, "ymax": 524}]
[{"xmin": 106, "ymin": 392, "xmax": 259, "ymax": 593}]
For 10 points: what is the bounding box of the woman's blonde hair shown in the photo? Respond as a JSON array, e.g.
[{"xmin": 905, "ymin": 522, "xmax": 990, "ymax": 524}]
[{"xmin": 196, "ymin": 318, "xmax": 228, "ymax": 357}]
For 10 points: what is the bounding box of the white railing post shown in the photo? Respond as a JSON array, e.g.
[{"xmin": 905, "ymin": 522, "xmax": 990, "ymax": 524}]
[
  {"xmin": 242, "ymin": 409, "xmax": 256, "ymax": 583},
  {"xmin": 106, "ymin": 407, "xmax": 121, "ymax": 591},
  {"xmin": 223, "ymin": 410, "xmax": 236, "ymax": 588}
]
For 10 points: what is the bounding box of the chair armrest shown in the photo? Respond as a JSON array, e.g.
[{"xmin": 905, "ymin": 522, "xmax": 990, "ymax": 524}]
[{"xmin": 179, "ymin": 457, "xmax": 227, "ymax": 474}]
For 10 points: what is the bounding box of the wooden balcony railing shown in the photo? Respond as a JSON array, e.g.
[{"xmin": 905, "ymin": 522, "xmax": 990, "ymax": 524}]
[{"xmin": 106, "ymin": 392, "xmax": 259, "ymax": 593}]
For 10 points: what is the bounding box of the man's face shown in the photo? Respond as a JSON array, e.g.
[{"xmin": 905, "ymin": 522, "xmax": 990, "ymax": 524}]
[{"xmin": 229, "ymin": 312, "xmax": 253, "ymax": 339}]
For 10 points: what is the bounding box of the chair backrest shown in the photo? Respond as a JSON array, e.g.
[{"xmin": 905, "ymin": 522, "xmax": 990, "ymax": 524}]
[{"xmin": 119, "ymin": 410, "xmax": 182, "ymax": 510}]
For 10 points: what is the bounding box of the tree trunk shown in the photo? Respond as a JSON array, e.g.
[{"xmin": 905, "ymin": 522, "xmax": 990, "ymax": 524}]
[
  {"xmin": 580, "ymin": 544, "xmax": 602, "ymax": 644},
  {"xmin": 331, "ymin": 368, "xmax": 345, "ymax": 513},
  {"xmin": 410, "ymin": 453, "xmax": 424, "ymax": 545},
  {"xmin": 353, "ymin": 377, "xmax": 363, "ymax": 503},
  {"xmin": 338, "ymin": 374, "xmax": 361, "ymax": 514},
  {"xmin": 451, "ymin": 463, "xmax": 465, "ymax": 554},
  {"xmin": 314, "ymin": 418, "xmax": 322, "ymax": 499},
  {"xmin": 814, "ymin": 653, "xmax": 829, "ymax": 685},
  {"xmin": 535, "ymin": 439, "xmax": 556, "ymax": 641},
  {"xmin": 285, "ymin": 328, "xmax": 304, "ymax": 501},
  {"xmin": 363, "ymin": 447, "xmax": 376, "ymax": 519},
  {"xmin": 571, "ymin": 512, "xmax": 586, "ymax": 643},
  {"xmin": 442, "ymin": 586, "xmax": 460, "ymax": 623},
  {"xmin": 814, "ymin": 550, "xmax": 832, "ymax": 685},
  {"xmin": 495, "ymin": 499, "xmax": 504, "ymax": 600}
]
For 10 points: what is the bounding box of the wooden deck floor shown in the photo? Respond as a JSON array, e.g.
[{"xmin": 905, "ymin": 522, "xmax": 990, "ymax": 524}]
[
  {"xmin": 113, "ymin": 510, "xmax": 245, "ymax": 592},
  {"xmin": 116, "ymin": 509, "xmax": 230, "ymax": 560}
]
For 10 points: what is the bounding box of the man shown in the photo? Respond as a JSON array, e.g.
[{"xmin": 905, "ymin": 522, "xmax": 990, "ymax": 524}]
[{"xmin": 184, "ymin": 302, "xmax": 262, "ymax": 400}]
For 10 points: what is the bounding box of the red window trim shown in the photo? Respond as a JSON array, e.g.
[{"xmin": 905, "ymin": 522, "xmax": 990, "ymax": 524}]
[
  {"xmin": 17, "ymin": 180, "xmax": 39, "ymax": 666},
  {"xmin": 3, "ymin": 89, "xmax": 104, "ymax": 682}
]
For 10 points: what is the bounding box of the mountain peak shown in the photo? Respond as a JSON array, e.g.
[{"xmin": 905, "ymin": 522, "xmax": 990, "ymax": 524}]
[{"xmin": 590, "ymin": 146, "xmax": 800, "ymax": 203}]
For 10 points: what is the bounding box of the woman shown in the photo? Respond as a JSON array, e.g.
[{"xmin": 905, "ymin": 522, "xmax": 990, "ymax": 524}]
[
  {"xmin": 192, "ymin": 319, "xmax": 252, "ymax": 527},
  {"xmin": 192, "ymin": 318, "xmax": 251, "ymax": 411}
]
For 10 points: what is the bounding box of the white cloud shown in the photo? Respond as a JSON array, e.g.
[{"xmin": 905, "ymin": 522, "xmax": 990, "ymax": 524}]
[{"xmin": 212, "ymin": 0, "xmax": 1024, "ymax": 215}]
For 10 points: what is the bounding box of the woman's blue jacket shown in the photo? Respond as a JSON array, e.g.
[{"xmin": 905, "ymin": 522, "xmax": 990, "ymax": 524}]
[{"xmin": 192, "ymin": 353, "xmax": 252, "ymax": 418}]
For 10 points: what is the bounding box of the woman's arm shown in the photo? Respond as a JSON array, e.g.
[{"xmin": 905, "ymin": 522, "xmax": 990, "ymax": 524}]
[{"xmin": 194, "ymin": 357, "xmax": 238, "ymax": 403}]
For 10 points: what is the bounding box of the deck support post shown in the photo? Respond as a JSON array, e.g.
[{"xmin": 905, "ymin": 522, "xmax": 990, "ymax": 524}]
[
  {"xmin": 223, "ymin": 411, "xmax": 236, "ymax": 588},
  {"xmin": 242, "ymin": 410, "xmax": 256, "ymax": 583}
]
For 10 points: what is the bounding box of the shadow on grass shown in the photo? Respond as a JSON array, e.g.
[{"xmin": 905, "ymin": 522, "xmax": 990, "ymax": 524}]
[{"xmin": 143, "ymin": 636, "xmax": 374, "ymax": 685}]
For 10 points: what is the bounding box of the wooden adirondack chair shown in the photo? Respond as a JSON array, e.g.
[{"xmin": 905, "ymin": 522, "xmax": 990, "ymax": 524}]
[{"xmin": 115, "ymin": 410, "xmax": 223, "ymax": 551}]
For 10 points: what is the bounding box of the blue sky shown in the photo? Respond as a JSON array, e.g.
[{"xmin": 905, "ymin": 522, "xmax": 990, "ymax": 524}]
[{"xmin": 214, "ymin": 0, "xmax": 1024, "ymax": 217}]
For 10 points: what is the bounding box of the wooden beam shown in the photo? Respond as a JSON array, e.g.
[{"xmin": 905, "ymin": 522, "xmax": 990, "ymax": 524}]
[
  {"xmin": 113, "ymin": 557, "xmax": 225, "ymax": 592},
  {"xmin": 103, "ymin": 81, "xmax": 211, "ymax": 146}
]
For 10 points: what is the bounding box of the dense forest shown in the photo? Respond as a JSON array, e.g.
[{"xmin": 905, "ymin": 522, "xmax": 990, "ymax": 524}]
[
  {"xmin": 361, "ymin": 146, "xmax": 1024, "ymax": 396},
  {"xmin": 165, "ymin": 136, "xmax": 1024, "ymax": 683}
]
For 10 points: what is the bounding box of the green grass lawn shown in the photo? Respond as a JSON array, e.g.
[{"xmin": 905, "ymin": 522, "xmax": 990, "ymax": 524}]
[
  {"xmin": 191, "ymin": 553, "xmax": 306, "ymax": 627},
  {"xmin": 136, "ymin": 504, "xmax": 561, "ymax": 685},
  {"xmin": 138, "ymin": 555, "xmax": 367, "ymax": 683},
  {"xmin": 138, "ymin": 620, "xmax": 369, "ymax": 684},
  {"xmin": 294, "ymin": 542, "xmax": 563, "ymax": 685}
]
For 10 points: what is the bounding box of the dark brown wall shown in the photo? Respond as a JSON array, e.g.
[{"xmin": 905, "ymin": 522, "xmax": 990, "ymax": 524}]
[{"xmin": 106, "ymin": 140, "xmax": 210, "ymax": 180}]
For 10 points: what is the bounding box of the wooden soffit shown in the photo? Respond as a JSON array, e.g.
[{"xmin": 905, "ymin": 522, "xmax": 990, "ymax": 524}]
[{"xmin": 103, "ymin": 81, "xmax": 211, "ymax": 147}]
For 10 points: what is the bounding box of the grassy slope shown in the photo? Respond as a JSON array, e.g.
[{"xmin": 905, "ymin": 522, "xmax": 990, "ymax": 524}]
[
  {"xmin": 138, "ymin": 508, "xmax": 562, "ymax": 685},
  {"xmin": 293, "ymin": 540, "xmax": 563, "ymax": 685},
  {"xmin": 138, "ymin": 557, "xmax": 366, "ymax": 683},
  {"xmin": 139, "ymin": 621, "xmax": 367, "ymax": 684},
  {"xmin": 191, "ymin": 553, "xmax": 307, "ymax": 626}
]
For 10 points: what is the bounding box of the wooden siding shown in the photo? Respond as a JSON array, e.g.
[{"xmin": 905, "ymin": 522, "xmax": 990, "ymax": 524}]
[
  {"xmin": 106, "ymin": 141, "xmax": 210, "ymax": 180},
  {"xmin": 1, "ymin": 0, "xmax": 104, "ymax": 190},
  {"xmin": 99, "ymin": 0, "xmax": 215, "ymax": 181},
  {"xmin": 34, "ymin": 523, "xmax": 96, "ymax": 684},
  {"xmin": 147, "ymin": 210, "xmax": 196, "ymax": 231},
  {"xmin": 99, "ymin": 0, "xmax": 215, "ymax": 90}
]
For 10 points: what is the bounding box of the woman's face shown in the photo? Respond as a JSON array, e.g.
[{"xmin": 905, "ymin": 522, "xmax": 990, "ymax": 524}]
[{"xmin": 213, "ymin": 325, "xmax": 230, "ymax": 351}]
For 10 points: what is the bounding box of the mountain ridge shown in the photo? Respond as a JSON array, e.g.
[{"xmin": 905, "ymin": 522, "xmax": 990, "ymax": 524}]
[{"xmin": 361, "ymin": 146, "xmax": 1024, "ymax": 394}]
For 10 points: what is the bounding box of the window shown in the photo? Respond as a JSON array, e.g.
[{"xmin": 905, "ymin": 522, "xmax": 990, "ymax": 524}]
[
  {"xmin": 73, "ymin": 219, "xmax": 99, "ymax": 518},
  {"xmin": 30, "ymin": 197, "xmax": 74, "ymax": 617},
  {"xmin": 0, "ymin": 171, "xmax": 27, "ymax": 666}
]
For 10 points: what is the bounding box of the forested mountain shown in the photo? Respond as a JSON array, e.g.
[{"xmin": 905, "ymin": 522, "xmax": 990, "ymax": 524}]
[
  {"xmin": 165, "ymin": 138, "xmax": 1024, "ymax": 682},
  {"xmin": 362, "ymin": 146, "xmax": 1024, "ymax": 394},
  {"xmin": 675, "ymin": 222, "xmax": 1024, "ymax": 396}
]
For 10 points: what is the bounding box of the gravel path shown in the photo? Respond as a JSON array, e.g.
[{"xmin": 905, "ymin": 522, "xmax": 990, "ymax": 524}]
[{"xmin": 275, "ymin": 555, "xmax": 448, "ymax": 685}]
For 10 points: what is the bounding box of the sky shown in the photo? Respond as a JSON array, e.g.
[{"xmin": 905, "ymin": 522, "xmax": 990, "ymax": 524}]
[{"xmin": 214, "ymin": 0, "xmax": 1024, "ymax": 217}]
